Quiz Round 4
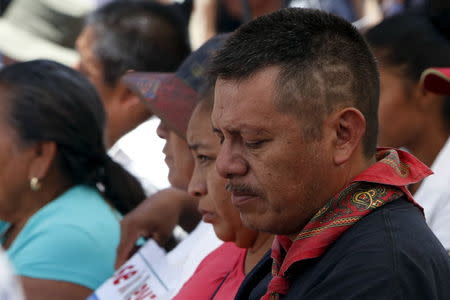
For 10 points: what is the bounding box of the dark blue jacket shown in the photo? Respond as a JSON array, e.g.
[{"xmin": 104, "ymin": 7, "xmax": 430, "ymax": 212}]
[{"xmin": 236, "ymin": 198, "xmax": 450, "ymax": 299}]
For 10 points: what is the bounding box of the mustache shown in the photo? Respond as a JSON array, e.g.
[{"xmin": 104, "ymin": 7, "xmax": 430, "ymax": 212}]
[{"xmin": 225, "ymin": 182, "xmax": 264, "ymax": 197}]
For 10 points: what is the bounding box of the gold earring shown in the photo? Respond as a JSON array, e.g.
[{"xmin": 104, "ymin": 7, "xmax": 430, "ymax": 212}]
[{"xmin": 30, "ymin": 177, "xmax": 41, "ymax": 191}]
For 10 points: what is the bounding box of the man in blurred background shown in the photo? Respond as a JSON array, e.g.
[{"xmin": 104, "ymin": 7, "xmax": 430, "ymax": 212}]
[
  {"xmin": 76, "ymin": 0, "xmax": 198, "ymax": 251},
  {"xmin": 76, "ymin": 0, "xmax": 190, "ymax": 194}
]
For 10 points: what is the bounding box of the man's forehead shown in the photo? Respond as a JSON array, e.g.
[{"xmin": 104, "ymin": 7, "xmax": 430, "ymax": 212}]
[
  {"xmin": 214, "ymin": 66, "xmax": 280, "ymax": 90},
  {"xmin": 212, "ymin": 77, "xmax": 278, "ymax": 124},
  {"xmin": 211, "ymin": 101, "xmax": 284, "ymax": 135},
  {"xmin": 214, "ymin": 80, "xmax": 259, "ymax": 106},
  {"xmin": 213, "ymin": 120, "xmax": 272, "ymax": 135}
]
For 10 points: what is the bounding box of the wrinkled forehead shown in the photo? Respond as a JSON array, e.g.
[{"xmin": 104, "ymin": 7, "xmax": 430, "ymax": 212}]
[{"xmin": 211, "ymin": 67, "xmax": 280, "ymax": 127}]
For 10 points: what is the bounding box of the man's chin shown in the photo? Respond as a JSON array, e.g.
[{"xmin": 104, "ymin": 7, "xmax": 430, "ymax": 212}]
[
  {"xmin": 241, "ymin": 212, "xmax": 301, "ymax": 236},
  {"xmin": 240, "ymin": 213, "xmax": 276, "ymax": 233}
]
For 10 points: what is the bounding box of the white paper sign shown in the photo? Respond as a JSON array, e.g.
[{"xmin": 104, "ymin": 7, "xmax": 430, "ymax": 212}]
[{"xmin": 87, "ymin": 240, "xmax": 172, "ymax": 300}]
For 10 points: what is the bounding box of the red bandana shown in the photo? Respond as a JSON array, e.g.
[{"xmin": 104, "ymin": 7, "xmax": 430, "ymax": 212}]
[{"xmin": 263, "ymin": 148, "xmax": 432, "ymax": 300}]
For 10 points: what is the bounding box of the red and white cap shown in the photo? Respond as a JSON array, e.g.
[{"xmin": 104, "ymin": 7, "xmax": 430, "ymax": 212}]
[{"xmin": 421, "ymin": 68, "xmax": 450, "ymax": 95}]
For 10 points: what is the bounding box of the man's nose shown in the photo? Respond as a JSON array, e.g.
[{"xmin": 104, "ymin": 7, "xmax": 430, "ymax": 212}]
[{"xmin": 215, "ymin": 141, "xmax": 247, "ymax": 179}]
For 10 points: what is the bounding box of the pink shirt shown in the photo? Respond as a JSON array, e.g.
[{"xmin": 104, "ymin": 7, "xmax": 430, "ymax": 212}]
[{"xmin": 173, "ymin": 242, "xmax": 246, "ymax": 300}]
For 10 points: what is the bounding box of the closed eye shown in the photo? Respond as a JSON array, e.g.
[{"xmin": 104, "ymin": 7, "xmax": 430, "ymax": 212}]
[
  {"xmin": 244, "ymin": 140, "xmax": 268, "ymax": 149},
  {"xmin": 196, "ymin": 154, "xmax": 215, "ymax": 165}
]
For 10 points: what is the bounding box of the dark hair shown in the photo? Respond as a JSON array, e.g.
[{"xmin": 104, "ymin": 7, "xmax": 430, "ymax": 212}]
[
  {"xmin": 365, "ymin": 12, "xmax": 450, "ymax": 128},
  {"xmin": 0, "ymin": 60, "xmax": 145, "ymax": 214},
  {"xmin": 209, "ymin": 8, "xmax": 379, "ymax": 157},
  {"xmin": 87, "ymin": 0, "xmax": 190, "ymax": 86}
]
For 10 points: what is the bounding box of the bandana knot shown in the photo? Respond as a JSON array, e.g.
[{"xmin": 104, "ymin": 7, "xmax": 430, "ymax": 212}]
[{"xmin": 266, "ymin": 275, "xmax": 289, "ymax": 297}]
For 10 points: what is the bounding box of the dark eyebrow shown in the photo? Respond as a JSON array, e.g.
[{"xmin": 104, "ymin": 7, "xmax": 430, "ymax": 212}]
[
  {"xmin": 188, "ymin": 144, "xmax": 199, "ymax": 150},
  {"xmin": 213, "ymin": 126, "xmax": 270, "ymax": 136},
  {"xmin": 188, "ymin": 143, "xmax": 210, "ymax": 151},
  {"xmin": 241, "ymin": 127, "xmax": 271, "ymax": 135},
  {"xmin": 213, "ymin": 127, "xmax": 242, "ymax": 136}
]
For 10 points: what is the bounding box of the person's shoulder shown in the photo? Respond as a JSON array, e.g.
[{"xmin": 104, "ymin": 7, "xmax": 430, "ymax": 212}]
[
  {"xmin": 11, "ymin": 185, "xmax": 121, "ymax": 265},
  {"xmin": 339, "ymin": 198, "xmax": 439, "ymax": 245},
  {"xmin": 195, "ymin": 242, "xmax": 243, "ymax": 271},
  {"xmin": 210, "ymin": 242, "xmax": 242, "ymax": 256},
  {"xmin": 9, "ymin": 220, "xmax": 118, "ymax": 290},
  {"xmin": 51, "ymin": 184, "xmax": 110, "ymax": 209},
  {"xmin": 336, "ymin": 198, "xmax": 449, "ymax": 269},
  {"xmin": 8, "ymin": 186, "xmax": 121, "ymax": 290},
  {"xmin": 291, "ymin": 198, "xmax": 450, "ymax": 299},
  {"xmin": 368, "ymin": 198, "xmax": 445, "ymax": 249},
  {"xmin": 26, "ymin": 185, "xmax": 120, "ymax": 232}
]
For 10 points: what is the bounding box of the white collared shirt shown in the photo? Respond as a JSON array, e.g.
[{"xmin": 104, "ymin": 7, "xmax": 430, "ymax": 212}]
[{"xmin": 414, "ymin": 137, "xmax": 450, "ymax": 251}]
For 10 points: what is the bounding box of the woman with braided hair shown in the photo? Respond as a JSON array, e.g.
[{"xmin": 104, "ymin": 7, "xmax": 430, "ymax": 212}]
[{"xmin": 0, "ymin": 60, "xmax": 145, "ymax": 300}]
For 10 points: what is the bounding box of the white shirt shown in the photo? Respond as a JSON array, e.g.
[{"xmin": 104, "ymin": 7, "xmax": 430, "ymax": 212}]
[
  {"xmin": 166, "ymin": 221, "xmax": 222, "ymax": 298},
  {"xmin": 90, "ymin": 222, "xmax": 221, "ymax": 300},
  {"xmin": 109, "ymin": 118, "xmax": 170, "ymax": 196},
  {"xmin": 414, "ymin": 137, "xmax": 450, "ymax": 251},
  {"xmin": 0, "ymin": 248, "xmax": 24, "ymax": 300}
]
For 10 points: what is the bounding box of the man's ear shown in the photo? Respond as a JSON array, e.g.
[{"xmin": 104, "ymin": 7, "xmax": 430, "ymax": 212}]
[
  {"xmin": 28, "ymin": 141, "xmax": 58, "ymax": 182},
  {"xmin": 328, "ymin": 107, "xmax": 366, "ymax": 166},
  {"xmin": 415, "ymin": 79, "xmax": 443, "ymax": 112},
  {"xmin": 116, "ymin": 82, "xmax": 141, "ymax": 108}
]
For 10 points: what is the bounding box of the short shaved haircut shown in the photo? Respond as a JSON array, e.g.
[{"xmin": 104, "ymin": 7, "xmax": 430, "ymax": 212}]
[{"xmin": 209, "ymin": 8, "xmax": 379, "ymax": 156}]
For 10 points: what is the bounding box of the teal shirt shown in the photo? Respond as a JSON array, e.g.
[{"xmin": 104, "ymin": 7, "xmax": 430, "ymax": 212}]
[{"xmin": 0, "ymin": 185, "xmax": 121, "ymax": 290}]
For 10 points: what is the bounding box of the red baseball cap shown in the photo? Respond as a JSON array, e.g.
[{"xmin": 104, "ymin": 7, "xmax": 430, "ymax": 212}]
[{"xmin": 421, "ymin": 68, "xmax": 450, "ymax": 95}]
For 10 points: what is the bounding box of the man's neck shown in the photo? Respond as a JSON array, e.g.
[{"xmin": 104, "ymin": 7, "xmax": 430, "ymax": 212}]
[
  {"xmin": 245, "ymin": 233, "xmax": 273, "ymax": 274},
  {"xmin": 287, "ymin": 154, "xmax": 377, "ymax": 241}
]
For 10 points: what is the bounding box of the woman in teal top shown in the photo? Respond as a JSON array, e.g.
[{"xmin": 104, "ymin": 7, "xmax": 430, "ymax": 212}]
[{"xmin": 0, "ymin": 60, "xmax": 145, "ymax": 300}]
